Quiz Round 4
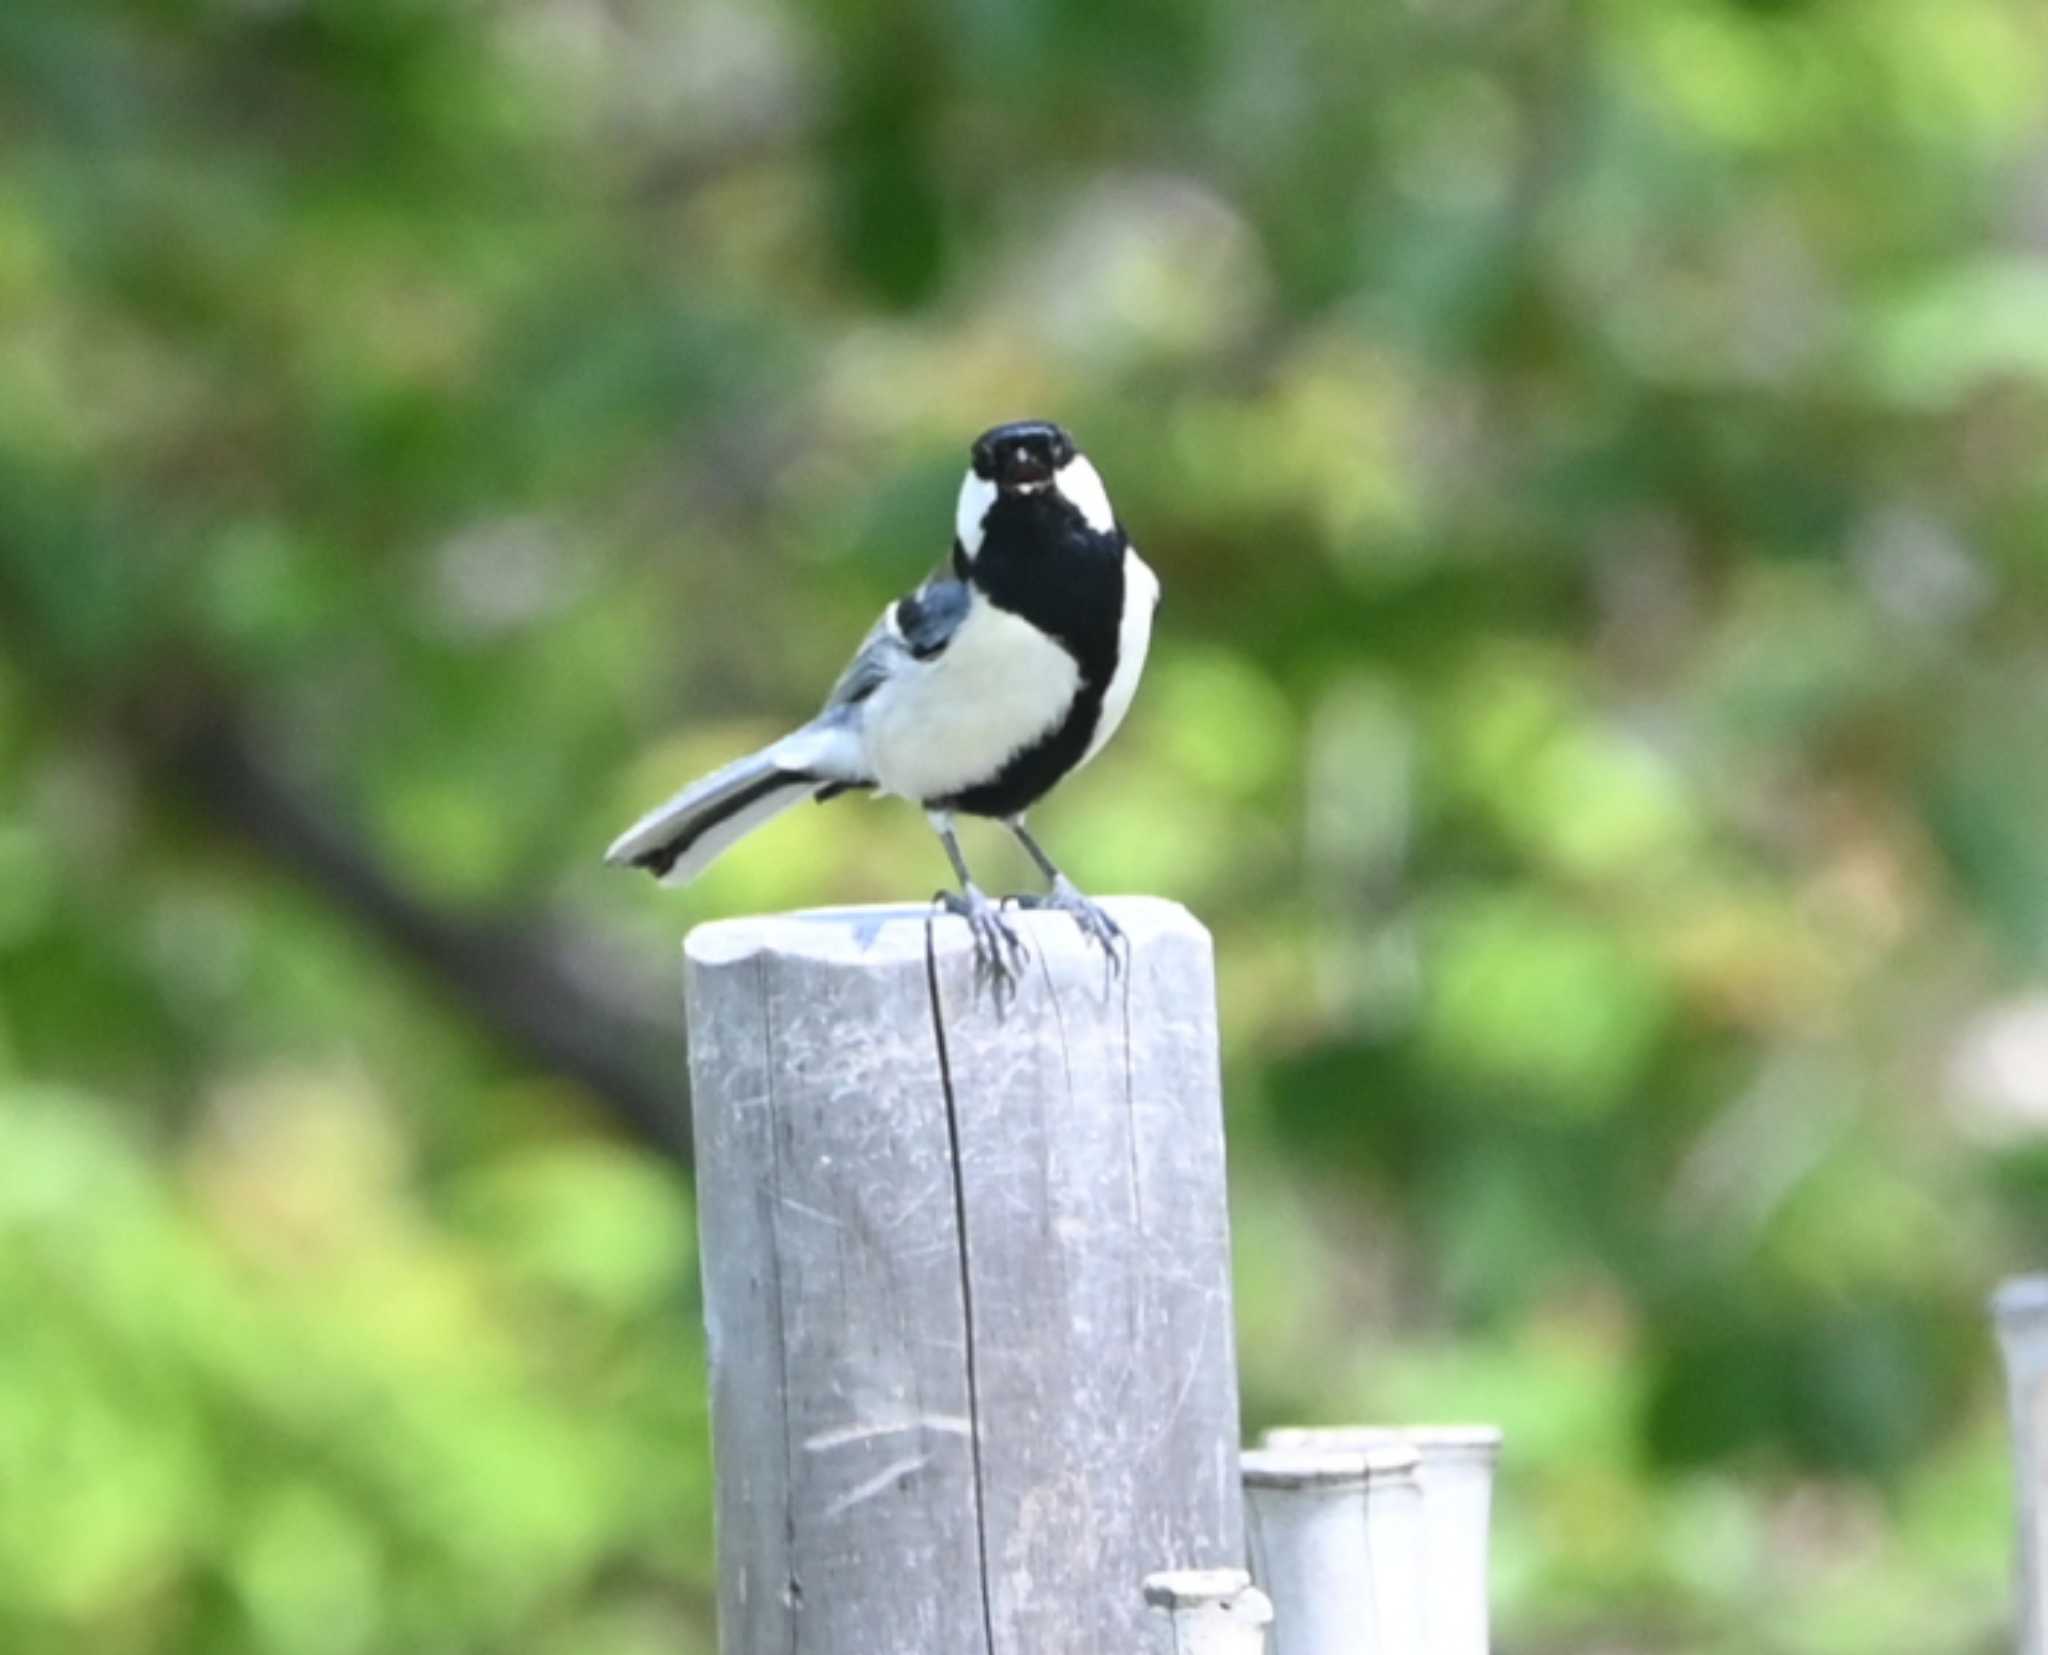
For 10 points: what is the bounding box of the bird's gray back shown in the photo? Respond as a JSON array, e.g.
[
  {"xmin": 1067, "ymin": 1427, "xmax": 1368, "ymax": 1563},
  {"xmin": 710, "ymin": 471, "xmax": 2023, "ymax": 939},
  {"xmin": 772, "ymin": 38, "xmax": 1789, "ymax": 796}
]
[{"xmin": 823, "ymin": 573, "xmax": 972, "ymax": 712}]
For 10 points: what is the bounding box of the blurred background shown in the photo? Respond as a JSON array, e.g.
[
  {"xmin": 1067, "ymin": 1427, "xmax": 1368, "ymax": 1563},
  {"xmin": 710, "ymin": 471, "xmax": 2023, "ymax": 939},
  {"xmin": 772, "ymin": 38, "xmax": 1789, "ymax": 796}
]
[{"xmin": 3, "ymin": 0, "xmax": 2047, "ymax": 1649}]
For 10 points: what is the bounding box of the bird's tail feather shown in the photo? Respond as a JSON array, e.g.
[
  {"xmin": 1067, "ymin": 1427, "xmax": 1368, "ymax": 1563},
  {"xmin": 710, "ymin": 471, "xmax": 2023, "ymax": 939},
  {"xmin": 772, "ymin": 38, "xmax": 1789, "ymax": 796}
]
[{"xmin": 604, "ymin": 721, "xmax": 861, "ymax": 887}]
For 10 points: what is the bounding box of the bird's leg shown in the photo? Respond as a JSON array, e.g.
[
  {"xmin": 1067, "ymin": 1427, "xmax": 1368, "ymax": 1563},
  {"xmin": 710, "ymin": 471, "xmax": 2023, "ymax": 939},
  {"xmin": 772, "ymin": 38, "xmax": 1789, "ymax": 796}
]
[
  {"xmin": 1004, "ymin": 818, "xmax": 1124, "ymax": 966},
  {"xmin": 928, "ymin": 811, "xmax": 1028, "ymax": 997}
]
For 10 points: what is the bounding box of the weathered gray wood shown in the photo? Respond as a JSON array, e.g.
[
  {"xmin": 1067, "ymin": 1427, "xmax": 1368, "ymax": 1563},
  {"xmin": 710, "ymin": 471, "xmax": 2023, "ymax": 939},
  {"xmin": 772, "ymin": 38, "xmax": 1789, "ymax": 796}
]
[
  {"xmin": 1143, "ymin": 1569, "xmax": 1274, "ymax": 1655},
  {"xmin": 1241, "ymin": 1445, "xmax": 1427, "ymax": 1655},
  {"xmin": 1261, "ymin": 1427, "xmax": 1501, "ymax": 1655},
  {"xmin": 1995, "ymin": 1277, "xmax": 2048, "ymax": 1655},
  {"xmin": 685, "ymin": 899, "xmax": 1244, "ymax": 1655},
  {"xmin": 1240, "ymin": 1449, "xmax": 1375, "ymax": 1655}
]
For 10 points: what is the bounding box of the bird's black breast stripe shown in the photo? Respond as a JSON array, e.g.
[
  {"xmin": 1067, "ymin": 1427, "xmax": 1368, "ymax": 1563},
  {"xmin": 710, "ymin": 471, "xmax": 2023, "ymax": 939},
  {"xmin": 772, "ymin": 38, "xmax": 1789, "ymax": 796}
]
[{"xmin": 932, "ymin": 493, "xmax": 1128, "ymax": 819}]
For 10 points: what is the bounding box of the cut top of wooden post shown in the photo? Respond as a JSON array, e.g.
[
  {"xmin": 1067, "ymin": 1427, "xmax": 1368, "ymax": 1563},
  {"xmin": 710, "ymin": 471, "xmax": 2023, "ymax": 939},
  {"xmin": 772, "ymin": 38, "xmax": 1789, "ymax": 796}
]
[
  {"xmin": 1240, "ymin": 1444, "xmax": 1422, "ymax": 1491},
  {"xmin": 1264, "ymin": 1424, "xmax": 1504, "ymax": 1464},
  {"xmin": 1145, "ymin": 1570, "xmax": 1275, "ymax": 1655},
  {"xmin": 685, "ymin": 895, "xmax": 1209, "ymax": 974}
]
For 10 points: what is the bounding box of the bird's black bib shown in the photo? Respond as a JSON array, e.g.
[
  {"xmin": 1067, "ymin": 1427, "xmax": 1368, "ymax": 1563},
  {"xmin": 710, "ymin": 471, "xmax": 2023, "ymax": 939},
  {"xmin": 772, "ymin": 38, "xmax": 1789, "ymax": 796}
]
[{"xmin": 934, "ymin": 492, "xmax": 1127, "ymax": 818}]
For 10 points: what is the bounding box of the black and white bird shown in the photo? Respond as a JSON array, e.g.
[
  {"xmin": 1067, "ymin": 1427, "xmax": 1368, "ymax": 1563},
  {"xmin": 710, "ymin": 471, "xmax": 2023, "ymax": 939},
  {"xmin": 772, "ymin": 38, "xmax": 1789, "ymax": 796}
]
[{"xmin": 605, "ymin": 419, "xmax": 1159, "ymax": 985}]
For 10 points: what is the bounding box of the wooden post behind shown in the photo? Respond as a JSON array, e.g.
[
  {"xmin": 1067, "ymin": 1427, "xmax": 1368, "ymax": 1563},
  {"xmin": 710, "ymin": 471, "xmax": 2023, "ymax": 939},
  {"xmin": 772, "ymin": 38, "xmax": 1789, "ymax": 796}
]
[
  {"xmin": 1144, "ymin": 1569, "xmax": 1274, "ymax": 1654},
  {"xmin": 1262, "ymin": 1426, "xmax": 1502, "ymax": 1655},
  {"xmin": 1996, "ymin": 1277, "xmax": 2048, "ymax": 1655},
  {"xmin": 685, "ymin": 899, "xmax": 1244, "ymax": 1655}
]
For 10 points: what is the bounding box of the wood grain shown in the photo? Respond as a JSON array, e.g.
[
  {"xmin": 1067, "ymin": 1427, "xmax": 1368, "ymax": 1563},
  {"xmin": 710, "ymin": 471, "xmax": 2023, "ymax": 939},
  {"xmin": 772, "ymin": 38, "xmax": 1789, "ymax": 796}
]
[{"xmin": 686, "ymin": 900, "xmax": 1244, "ymax": 1655}]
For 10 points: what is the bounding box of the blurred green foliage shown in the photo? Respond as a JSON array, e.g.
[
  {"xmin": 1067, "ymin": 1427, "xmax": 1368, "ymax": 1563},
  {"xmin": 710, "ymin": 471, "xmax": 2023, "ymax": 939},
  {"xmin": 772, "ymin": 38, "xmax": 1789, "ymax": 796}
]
[{"xmin": 3, "ymin": 0, "xmax": 2047, "ymax": 1649}]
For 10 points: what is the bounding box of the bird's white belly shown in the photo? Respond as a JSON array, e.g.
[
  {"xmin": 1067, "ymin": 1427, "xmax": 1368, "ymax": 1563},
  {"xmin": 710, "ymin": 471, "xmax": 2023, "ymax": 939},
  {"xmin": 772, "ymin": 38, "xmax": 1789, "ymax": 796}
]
[
  {"xmin": 860, "ymin": 597, "xmax": 1081, "ymax": 804},
  {"xmin": 1078, "ymin": 548, "xmax": 1157, "ymax": 769}
]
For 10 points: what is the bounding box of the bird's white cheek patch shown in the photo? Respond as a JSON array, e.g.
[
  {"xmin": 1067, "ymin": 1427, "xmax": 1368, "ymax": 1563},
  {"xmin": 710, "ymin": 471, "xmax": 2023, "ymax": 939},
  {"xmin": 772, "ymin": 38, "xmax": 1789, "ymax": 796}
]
[
  {"xmin": 1053, "ymin": 454, "xmax": 1116, "ymax": 534},
  {"xmin": 955, "ymin": 472, "xmax": 998, "ymax": 557}
]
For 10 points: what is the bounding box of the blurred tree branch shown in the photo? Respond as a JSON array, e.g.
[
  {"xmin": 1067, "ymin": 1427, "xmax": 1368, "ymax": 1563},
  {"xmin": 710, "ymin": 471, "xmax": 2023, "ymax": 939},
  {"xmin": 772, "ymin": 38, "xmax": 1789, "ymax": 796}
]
[
  {"xmin": 0, "ymin": 459, "xmax": 693, "ymax": 1158},
  {"xmin": 160, "ymin": 704, "xmax": 694, "ymax": 1162}
]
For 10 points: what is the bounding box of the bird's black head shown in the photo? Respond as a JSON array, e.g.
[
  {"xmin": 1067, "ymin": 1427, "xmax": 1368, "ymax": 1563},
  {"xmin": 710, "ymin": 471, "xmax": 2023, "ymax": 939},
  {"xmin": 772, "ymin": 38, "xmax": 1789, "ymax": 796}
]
[
  {"xmin": 971, "ymin": 421, "xmax": 1077, "ymax": 493},
  {"xmin": 954, "ymin": 418, "xmax": 1115, "ymax": 562}
]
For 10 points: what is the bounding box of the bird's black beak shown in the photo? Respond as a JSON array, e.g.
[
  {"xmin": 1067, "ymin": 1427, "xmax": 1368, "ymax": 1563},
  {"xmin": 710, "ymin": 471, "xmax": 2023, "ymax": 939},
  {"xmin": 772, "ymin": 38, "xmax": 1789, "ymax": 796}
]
[{"xmin": 998, "ymin": 447, "xmax": 1054, "ymax": 490}]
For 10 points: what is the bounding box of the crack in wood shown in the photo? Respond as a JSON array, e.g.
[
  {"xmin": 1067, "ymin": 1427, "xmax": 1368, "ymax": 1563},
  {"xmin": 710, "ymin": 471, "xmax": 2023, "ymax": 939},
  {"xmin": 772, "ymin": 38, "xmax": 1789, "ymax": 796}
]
[
  {"xmin": 925, "ymin": 916, "xmax": 999, "ymax": 1655},
  {"xmin": 757, "ymin": 954, "xmax": 804, "ymax": 1655}
]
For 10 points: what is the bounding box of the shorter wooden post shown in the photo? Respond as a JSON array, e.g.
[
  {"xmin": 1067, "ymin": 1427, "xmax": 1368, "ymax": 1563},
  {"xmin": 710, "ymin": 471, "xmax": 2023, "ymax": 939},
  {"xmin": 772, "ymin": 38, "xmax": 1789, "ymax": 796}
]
[
  {"xmin": 1145, "ymin": 1568, "xmax": 1274, "ymax": 1655},
  {"xmin": 1264, "ymin": 1426, "xmax": 1502, "ymax": 1655},
  {"xmin": 1242, "ymin": 1444, "xmax": 1425, "ymax": 1655},
  {"xmin": 1995, "ymin": 1276, "xmax": 2048, "ymax": 1655},
  {"xmin": 686, "ymin": 900, "xmax": 1243, "ymax": 1655},
  {"xmin": 1362, "ymin": 1455, "xmax": 1426, "ymax": 1655}
]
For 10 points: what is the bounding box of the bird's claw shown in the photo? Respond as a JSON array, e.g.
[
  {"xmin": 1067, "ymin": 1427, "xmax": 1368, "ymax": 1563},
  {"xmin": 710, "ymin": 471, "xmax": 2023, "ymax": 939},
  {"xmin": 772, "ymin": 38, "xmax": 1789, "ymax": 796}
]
[
  {"xmin": 1007, "ymin": 877, "xmax": 1125, "ymax": 974},
  {"xmin": 935, "ymin": 885, "xmax": 1030, "ymax": 1003}
]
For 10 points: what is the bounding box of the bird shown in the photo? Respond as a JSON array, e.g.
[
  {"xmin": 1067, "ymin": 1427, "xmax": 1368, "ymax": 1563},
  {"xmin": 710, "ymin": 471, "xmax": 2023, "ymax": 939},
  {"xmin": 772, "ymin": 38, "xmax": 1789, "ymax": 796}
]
[{"xmin": 605, "ymin": 419, "xmax": 1158, "ymax": 991}]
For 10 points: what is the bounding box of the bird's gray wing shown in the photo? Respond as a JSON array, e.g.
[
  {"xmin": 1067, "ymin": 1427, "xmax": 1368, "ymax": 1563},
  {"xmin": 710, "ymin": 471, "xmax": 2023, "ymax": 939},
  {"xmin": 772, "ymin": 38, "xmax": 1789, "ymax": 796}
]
[{"xmin": 823, "ymin": 571, "xmax": 972, "ymax": 711}]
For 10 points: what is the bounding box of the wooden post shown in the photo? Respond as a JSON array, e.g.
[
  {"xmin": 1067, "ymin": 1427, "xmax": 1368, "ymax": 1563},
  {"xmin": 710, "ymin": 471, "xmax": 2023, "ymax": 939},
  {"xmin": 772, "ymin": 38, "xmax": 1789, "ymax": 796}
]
[
  {"xmin": 1144, "ymin": 1568, "xmax": 1274, "ymax": 1654},
  {"xmin": 1241, "ymin": 1444, "xmax": 1426, "ymax": 1655},
  {"xmin": 1263, "ymin": 1426, "xmax": 1502, "ymax": 1655},
  {"xmin": 685, "ymin": 899, "xmax": 1244, "ymax": 1655},
  {"xmin": 1360, "ymin": 1453, "xmax": 1427, "ymax": 1655},
  {"xmin": 1996, "ymin": 1276, "xmax": 2048, "ymax": 1655}
]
